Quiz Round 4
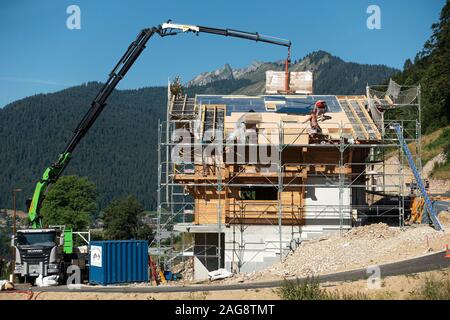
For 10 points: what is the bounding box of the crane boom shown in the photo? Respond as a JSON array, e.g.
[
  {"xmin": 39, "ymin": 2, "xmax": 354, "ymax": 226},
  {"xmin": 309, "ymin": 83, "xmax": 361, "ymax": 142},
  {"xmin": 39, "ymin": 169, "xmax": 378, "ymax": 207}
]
[
  {"xmin": 161, "ymin": 22, "xmax": 291, "ymax": 47},
  {"xmin": 27, "ymin": 21, "xmax": 291, "ymax": 228}
]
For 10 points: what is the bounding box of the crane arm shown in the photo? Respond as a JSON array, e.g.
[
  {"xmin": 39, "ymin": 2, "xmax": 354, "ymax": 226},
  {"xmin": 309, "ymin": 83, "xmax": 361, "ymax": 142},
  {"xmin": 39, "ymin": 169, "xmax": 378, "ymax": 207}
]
[
  {"xmin": 27, "ymin": 26, "xmax": 161, "ymax": 228},
  {"xmin": 160, "ymin": 22, "xmax": 291, "ymax": 48},
  {"xmin": 28, "ymin": 21, "xmax": 291, "ymax": 228}
]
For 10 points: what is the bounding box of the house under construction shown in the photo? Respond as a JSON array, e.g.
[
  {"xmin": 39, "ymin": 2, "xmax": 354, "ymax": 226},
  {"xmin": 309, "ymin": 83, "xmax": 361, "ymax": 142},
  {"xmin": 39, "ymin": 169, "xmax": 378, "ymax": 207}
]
[{"xmin": 153, "ymin": 71, "xmax": 425, "ymax": 280}]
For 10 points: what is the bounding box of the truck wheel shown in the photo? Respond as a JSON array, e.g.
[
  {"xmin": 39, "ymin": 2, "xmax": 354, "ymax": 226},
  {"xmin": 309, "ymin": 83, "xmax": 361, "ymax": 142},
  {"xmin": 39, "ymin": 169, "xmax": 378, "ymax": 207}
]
[
  {"xmin": 58, "ymin": 262, "xmax": 67, "ymax": 285},
  {"xmin": 23, "ymin": 275, "xmax": 34, "ymax": 285},
  {"xmin": 16, "ymin": 275, "xmax": 25, "ymax": 284}
]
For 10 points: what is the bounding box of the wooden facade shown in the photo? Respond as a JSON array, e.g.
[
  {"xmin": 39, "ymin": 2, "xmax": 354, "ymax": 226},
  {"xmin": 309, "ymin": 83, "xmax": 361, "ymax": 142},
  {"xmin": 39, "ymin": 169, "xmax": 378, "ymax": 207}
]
[
  {"xmin": 170, "ymin": 94, "xmax": 379, "ymax": 227},
  {"xmin": 176, "ymin": 146, "xmax": 365, "ymax": 226}
]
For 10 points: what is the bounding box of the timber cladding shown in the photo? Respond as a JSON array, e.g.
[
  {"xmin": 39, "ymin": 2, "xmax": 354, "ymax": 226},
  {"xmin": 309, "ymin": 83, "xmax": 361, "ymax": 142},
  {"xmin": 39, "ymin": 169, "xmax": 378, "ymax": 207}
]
[
  {"xmin": 179, "ymin": 147, "xmax": 362, "ymax": 226},
  {"xmin": 192, "ymin": 184, "xmax": 305, "ymax": 225}
]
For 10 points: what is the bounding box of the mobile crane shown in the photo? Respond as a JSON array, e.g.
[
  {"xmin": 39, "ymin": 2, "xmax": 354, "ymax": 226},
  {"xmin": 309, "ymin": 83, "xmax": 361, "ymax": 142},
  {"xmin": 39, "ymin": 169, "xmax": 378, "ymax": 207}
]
[{"xmin": 11, "ymin": 21, "xmax": 291, "ymax": 283}]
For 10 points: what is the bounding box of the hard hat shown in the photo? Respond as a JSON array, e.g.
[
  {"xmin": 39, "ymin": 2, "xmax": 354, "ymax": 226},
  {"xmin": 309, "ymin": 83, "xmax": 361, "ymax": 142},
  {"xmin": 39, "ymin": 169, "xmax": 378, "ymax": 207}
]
[{"xmin": 315, "ymin": 100, "xmax": 327, "ymax": 109}]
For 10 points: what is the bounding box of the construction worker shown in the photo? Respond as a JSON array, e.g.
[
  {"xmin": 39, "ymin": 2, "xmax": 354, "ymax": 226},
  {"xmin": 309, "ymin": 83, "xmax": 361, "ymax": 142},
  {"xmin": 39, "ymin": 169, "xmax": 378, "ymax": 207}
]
[
  {"xmin": 313, "ymin": 100, "xmax": 327, "ymax": 121},
  {"xmin": 303, "ymin": 100, "xmax": 328, "ymax": 135},
  {"xmin": 170, "ymin": 76, "xmax": 184, "ymax": 99}
]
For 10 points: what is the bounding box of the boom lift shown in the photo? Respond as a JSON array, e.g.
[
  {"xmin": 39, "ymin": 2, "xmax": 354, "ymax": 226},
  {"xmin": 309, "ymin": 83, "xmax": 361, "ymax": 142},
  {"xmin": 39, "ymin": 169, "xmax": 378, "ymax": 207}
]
[{"xmin": 12, "ymin": 21, "xmax": 291, "ymax": 282}]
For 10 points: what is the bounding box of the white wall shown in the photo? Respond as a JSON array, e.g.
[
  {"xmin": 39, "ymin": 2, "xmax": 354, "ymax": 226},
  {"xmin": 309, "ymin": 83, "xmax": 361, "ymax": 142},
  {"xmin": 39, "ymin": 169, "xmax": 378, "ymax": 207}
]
[
  {"xmin": 193, "ymin": 177, "xmax": 353, "ymax": 277},
  {"xmin": 218, "ymin": 177, "xmax": 352, "ymax": 275},
  {"xmin": 304, "ymin": 176, "xmax": 351, "ymax": 226},
  {"xmin": 224, "ymin": 225, "xmax": 293, "ymax": 274}
]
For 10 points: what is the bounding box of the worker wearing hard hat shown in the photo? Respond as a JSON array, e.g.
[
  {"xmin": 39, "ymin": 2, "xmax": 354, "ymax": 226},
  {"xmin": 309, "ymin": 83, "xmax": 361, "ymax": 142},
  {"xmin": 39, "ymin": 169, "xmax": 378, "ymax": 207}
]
[
  {"xmin": 302, "ymin": 100, "xmax": 328, "ymax": 135},
  {"xmin": 313, "ymin": 100, "xmax": 327, "ymax": 121}
]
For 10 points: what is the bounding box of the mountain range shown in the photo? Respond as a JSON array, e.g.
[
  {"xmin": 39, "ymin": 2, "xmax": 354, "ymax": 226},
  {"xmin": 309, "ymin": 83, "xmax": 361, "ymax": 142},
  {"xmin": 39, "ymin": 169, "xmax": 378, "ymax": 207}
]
[
  {"xmin": 187, "ymin": 51, "xmax": 398, "ymax": 95},
  {"xmin": 0, "ymin": 51, "xmax": 399, "ymax": 211}
]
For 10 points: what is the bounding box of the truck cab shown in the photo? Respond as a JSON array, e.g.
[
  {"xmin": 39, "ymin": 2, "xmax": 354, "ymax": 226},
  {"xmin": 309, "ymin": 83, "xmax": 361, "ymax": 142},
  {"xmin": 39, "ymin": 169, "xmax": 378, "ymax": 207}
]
[{"xmin": 12, "ymin": 229, "xmax": 62, "ymax": 280}]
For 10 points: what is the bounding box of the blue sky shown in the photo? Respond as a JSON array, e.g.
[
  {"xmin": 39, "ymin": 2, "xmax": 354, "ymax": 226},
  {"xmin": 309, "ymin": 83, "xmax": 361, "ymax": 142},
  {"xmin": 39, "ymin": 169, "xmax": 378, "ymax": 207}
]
[{"xmin": 0, "ymin": 0, "xmax": 445, "ymax": 107}]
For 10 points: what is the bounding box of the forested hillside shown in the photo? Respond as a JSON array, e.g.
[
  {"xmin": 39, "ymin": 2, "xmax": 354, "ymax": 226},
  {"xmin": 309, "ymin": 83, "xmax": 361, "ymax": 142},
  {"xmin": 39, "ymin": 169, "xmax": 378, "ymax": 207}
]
[
  {"xmin": 0, "ymin": 52, "xmax": 398, "ymax": 211},
  {"xmin": 231, "ymin": 51, "xmax": 398, "ymax": 95},
  {"xmin": 389, "ymin": 1, "xmax": 450, "ymax": 177},
  {"xmin": 389, "ymin": 0, "xmax": 449, "ymax": 134},
  {"xmin": 0, "ymin": 80, "xmax": 251, "ymax": 211}
]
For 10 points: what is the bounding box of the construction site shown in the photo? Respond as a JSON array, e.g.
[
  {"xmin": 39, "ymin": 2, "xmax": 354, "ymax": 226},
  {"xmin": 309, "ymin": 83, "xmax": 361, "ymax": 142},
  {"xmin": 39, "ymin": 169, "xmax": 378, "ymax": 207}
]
[
  {"xmin": 152, "ymin": 70, "xmax": 445, "ymax": 280},
  {"xmin": 2, "ymin": 17, "xmax": 449, "ymax": 303}
]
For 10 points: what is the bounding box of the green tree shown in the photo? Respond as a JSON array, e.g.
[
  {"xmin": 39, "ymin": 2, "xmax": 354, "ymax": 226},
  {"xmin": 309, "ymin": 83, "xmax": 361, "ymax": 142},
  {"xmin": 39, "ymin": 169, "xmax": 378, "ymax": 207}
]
[
  {"xmin": 0, "ymin": 57, "xmax": 397, "ymax": 212},
  {"xmin": 391, "ymin": 1, "xmax": 450, "ymax": 133},
  {"xmin": 102, "ymin": 196, "xmax": 153, "ymax": 241},
  {"xmin": 403, "ymin": 59, "xmax": 413, "ymax": 71},
  {"xmin": 0, "ymin": 223, "xmax": 12, "ymax": 259},
  {"xmin": 41, "ymin": 175, "xmax": 98, "ymax": 230}
]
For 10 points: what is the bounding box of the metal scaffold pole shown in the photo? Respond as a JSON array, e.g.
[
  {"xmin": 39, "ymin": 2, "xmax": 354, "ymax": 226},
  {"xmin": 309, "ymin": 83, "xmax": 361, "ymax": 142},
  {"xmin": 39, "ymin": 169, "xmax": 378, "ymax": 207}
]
[
  {"xmin": 417, "ymin": 85, "xmax": 422, "ymax": 176},
  {"xmin": 398, "ymin": 123, "xmax": 405, "ymax": 227},
  {"xmin": 217, "ymin": 136, "xmax": 223, "ymax": 270},
  {"xmin": 156, "ymin": 120, "xmax": 162, "ymax": 266},
  {"xmin": 339, "ymin": 122, "xmax": 345, "ymax": 235},
  {"xmin": 278, "ymin": 123, "xmax": 283, "ymax": 260},
  {"xmin": 152, "ymin": 83, "xmax": 425, "ymax": 276}
]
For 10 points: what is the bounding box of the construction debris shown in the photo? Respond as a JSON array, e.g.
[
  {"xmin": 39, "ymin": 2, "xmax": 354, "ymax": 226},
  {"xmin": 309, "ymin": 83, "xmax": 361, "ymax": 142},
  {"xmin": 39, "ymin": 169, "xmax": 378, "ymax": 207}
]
[
  {"xmin": 342, "ymin": 223, "xmax": 400, "ymax": 240},
  {"xmin": 0, "ymin": 280, "xmax": 14, "ymax": 291},
  {"xmin": 171, "ymin": 258, "xmax": 194, "ymax": 281},
  {"xmin": 221, "ymin": 223, "xmax": 450, "ymax": 283},
  {"xmin": 208, "ymin": 268, "xmax": 233, "ymax": 281},
  {"xmin": 35, "ymin": 275, "xmax": 59, "ymax": 287}
]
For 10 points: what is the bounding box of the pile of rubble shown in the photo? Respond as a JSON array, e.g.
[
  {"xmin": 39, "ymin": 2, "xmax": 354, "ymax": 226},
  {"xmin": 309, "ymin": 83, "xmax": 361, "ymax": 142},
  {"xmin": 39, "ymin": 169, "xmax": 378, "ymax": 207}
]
[
  {"xmin": 0, "ymin": 280, "xmax": 14, "ymax": 291},
  {"xmin": 171, "ymin": 257, "xmax": 194, "ymax": 281},
  {"xmin": 227, "ymin": 223, "xmax": 449, "ymax": 283},
  {"xmin": 438, "ymin": 211, "xmax": 450, "ymax": 226},
  {"xmin": 342, "ymin": 222, "xmax": 400, "ymax": 240}
]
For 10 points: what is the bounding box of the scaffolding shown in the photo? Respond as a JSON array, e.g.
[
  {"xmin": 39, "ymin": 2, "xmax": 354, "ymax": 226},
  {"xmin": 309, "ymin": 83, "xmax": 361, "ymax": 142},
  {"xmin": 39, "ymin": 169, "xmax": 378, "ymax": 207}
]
[{"xmin": 152, "ymin": 83, "xmax": 422, "ymax": 275}]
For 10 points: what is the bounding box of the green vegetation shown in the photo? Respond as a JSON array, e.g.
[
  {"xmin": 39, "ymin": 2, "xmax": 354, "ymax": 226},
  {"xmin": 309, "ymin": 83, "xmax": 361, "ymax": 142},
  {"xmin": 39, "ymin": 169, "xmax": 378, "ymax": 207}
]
[
  {"xmin": 430, "ymin": 161, "xmax": 450, "ymax": 179},
  {"xmin": 426, "ymin": 127, "xmax": 450, "ymax": 179},
  {"xmin": 0, "ymin": 79, "xmax": 251, "ymax": 212},
  {"xmin": 404, "ymin": 126, "xmax": 450, "ymax": 179},
  {"xmin": 420, "ymin": 127, "xmax": 450, "ymax": 164},
  {"xmin": 41, "ymin": 175, "xmax": 98, "ymax": 230},
  {"xmin": 390, "ymin": 1, "xmax": 450, "ymax": 134},
  {"xmin": 102, "ymin": 195, "xmax": 153, "ymax": 241},
  {"xmin": 0, "ymin": 215, "xmax": 12, "ymax": 260},
  {"xmin": 278, "ymin": 276, "xmax": 369, "ymax": 300},
  {"xmin": 161, "ymin": 232, "xmax": 194, "ymax": 251},
  {"xmin": 232, "ymin": 51, "xmax": 398, "ymax": 96},
  {"xmin": 279, "ymin": 273, "xmax": 450, "ymax": 300},
  {"xmin": 386, "ymin": 1, "xmax": 450, "ymax": 179},
  {"xmin": 295, "ymin": 51, "xmax": 398, "ymax": 95},
  {"xmin": 278, "ymin": 277, "xmax": 328, "ymax": 300},
  {"xmin": 0, "ymin": 52, "xmax": 399, "ymax": 212},
  {"xmin": 409, "ymin": 275, "xmax": 450, "ymax": 300},
  {"xmin": 0, "ymin": 259, "xmax": 9, "ymax": 279},
  {"xmin": 0, "ymin": 83, "xmax": 167, "ymax": 212}
]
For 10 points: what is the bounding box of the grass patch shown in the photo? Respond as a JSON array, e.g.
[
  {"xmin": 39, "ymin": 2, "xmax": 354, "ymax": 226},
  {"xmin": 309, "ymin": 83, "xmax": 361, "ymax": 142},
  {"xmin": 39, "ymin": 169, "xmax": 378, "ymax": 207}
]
[
  {"xmin": 408, "ymin": 126, "xmax": 450, "ymax": 163},
  {"xmin": 278, "ymin": 276, "xmax": 369, "ymax": 300},
  {"xmin": 385, "ymin": 126, "xmax": 448, "ymax": 163},
  {"xmin": 409, "ymin": 275, "xmax": 450, "ymax": 300},
  {"xmin": 278, "ymin": 277, "xmax": 327, "ymax": 300},
  {"xmin": 430, "ymin": 161, "xmax": 450, "ymax": 179},
  {"xmin": 399, "ymin": 126, "xmax": 450, "ymax": 179},
  {"xmin": 425, "ymin": 127, "xmax": 450, "ymax": 179}
]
